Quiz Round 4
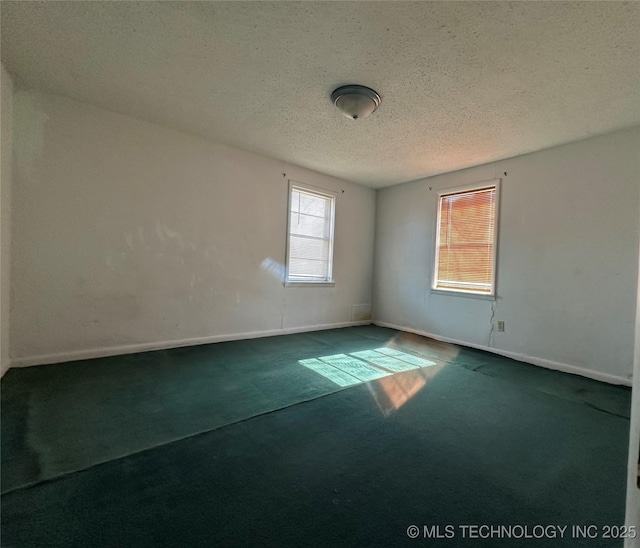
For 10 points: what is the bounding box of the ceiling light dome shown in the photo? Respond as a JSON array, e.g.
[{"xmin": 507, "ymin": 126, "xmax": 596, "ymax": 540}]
[{"xmin": 331, "ymin": 85, "xmax": 381, "ymax": 120}]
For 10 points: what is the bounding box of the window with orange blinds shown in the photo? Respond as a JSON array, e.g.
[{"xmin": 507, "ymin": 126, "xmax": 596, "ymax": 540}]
[{"xmin": 434, "ymin": 182, "xmax": 499, "ymax": 295}]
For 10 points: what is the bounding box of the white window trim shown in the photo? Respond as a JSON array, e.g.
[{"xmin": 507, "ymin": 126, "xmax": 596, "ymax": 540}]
[
  {"xmin": 431, "ymin": 179, "xmax": 500, "ymax": 299},
  {"xmin": 284, "ymin": 281, "xmax": 336, "ymax": 288},
  {"xmin": 285, "ymin": 180, "xmax": 336, "ymax": 286}
]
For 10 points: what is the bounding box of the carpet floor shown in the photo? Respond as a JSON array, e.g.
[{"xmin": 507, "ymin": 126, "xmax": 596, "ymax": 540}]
[{"xmin": 0, "ymin": 326, "xmax": 632, "ymax": 547}]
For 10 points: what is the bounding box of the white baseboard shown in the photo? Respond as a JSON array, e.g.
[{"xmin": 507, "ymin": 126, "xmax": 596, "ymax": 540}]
[
  {"xmin": 9, "ymin": 321, "xmax": 372, "ymax": 369},
  {"xmin": 374, "ymin": 320, "xmax": 632, "ymax": 387},
  {"xmin": 9, "ymin": 320, "xmax": 633, "ymax": 388}
]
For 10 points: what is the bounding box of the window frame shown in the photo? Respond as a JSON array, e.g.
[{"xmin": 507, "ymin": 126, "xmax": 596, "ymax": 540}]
[
  {"xmin": 431, "ymin": 179, "xmax": 500, "ymax": 299},
  {"xmin": 285, "ymin": 180, "xmax": 336, "ymax": 287}
]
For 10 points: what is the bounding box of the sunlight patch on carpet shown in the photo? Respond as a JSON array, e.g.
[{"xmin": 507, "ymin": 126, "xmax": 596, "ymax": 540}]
[
  {"xmin": 373, "ymin": 348, "xmax": 436, "ymax": 367},
  {"xmin": 317, "ymin": 354, "xmax": 391, "ymax": 382},
  {"xmin": 298, "ymin": 359, "xmax": 361, "ymax": 387},
  {"xmin": 350, "ymin": 350, "xmax": 420, "ymax": 372},
  {"xmin": 299, "ymin": 349, "xmax": 437, "ymax": 388}
]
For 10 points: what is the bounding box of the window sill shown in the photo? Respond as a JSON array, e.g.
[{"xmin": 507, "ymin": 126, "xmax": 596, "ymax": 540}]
[
  {"xmin": 430, "ymin": 288, "xmax": 496, "ymax": 301},
  {"xmin": 285, "ymin": 281, "xmax": 335, "ymax": 288}
]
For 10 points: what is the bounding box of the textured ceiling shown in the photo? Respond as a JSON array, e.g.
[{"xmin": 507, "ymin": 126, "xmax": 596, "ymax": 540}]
[{"xmin": 2, "ymin": 1, "xmax": 639, "ymax": 188}]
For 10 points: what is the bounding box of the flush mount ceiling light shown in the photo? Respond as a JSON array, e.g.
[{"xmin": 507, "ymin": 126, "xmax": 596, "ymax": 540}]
[{"xmin": 331, "ymin": 85, "xmax": 381, "ymax": 121}]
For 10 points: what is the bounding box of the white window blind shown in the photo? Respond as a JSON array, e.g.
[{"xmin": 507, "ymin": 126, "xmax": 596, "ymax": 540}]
[
  {"xmin": 287, "ymin": 185, "xmax": 335, "ymax": 282},
  {"xmin": 434, "ymin": 183, "xmax": 498, "ymax": 295}
]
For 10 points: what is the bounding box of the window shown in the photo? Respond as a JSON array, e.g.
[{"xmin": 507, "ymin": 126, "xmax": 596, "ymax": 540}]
[
  {"xmin": 433, "ymin": 180, "xmax": 499, "ymax": 296},
  {"xmin": 286, "ymin": 182, "xmax": 335, "ymax": 284}
]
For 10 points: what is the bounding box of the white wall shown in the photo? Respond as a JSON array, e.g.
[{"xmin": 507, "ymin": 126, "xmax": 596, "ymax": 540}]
[
  {"xmin": 11, "ymin": 91, "xmax": 376, "ymax": 364},
  {"xmin": 374, "ymin": 127, "xmax": 640, "ymax": 383},
  {"xmin": 1, "ymin": 64, "xmax": 13, "ymax": 376}
]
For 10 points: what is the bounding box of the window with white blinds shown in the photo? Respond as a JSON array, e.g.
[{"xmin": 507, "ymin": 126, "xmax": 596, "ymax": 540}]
[
  {"xmin": 433, "ymin": 181, "xmax": 499, "ymax": 296},
  {"xmin": 287, "ymin": 184, "xmax": 335, "ymax": 283}
]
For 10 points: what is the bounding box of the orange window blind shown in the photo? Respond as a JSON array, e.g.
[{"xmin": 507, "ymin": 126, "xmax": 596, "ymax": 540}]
[{"xmin": 435, "ymin": 186, "xmax": 497, "ymax": 294}]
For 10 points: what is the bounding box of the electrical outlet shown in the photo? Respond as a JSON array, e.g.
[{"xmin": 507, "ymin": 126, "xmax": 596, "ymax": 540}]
[{"xmin": 497, "ymin": 321, "xmax": 505, "ymax": 332}]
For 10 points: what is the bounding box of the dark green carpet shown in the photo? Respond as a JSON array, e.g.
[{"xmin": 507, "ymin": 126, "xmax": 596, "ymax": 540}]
[
  {"xmin": 1, "ymin": 361, "xmax": 630, "ymax": 547},
  {"xmin": 1, "ymin": 326, "xmax": 632, "ymax": 547},
  {"xmin": 1, "ymin": 326, "xmax": 396, "ymax": 492}
]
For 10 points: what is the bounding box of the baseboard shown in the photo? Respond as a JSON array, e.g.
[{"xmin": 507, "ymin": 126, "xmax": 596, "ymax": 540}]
[
  {"xmin": 374, "ymin": 320, "xmax": 632, "ymax": 387},
  {"xmin": 10, "ymin": 321, "xmax": 373, "ymax": 369},
  {"xmin": 0, "ymin": 359, "xmax": 10, "ymax": 378}
]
